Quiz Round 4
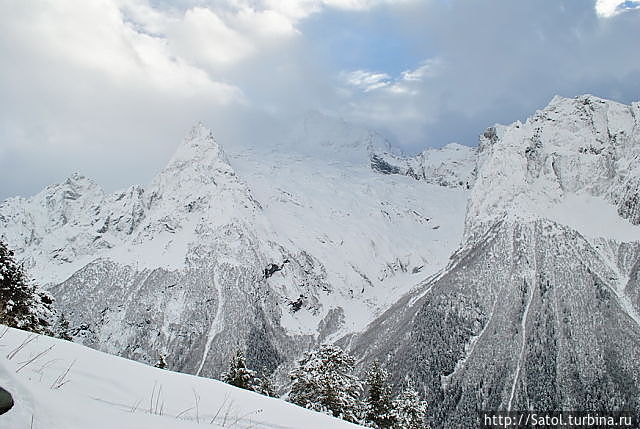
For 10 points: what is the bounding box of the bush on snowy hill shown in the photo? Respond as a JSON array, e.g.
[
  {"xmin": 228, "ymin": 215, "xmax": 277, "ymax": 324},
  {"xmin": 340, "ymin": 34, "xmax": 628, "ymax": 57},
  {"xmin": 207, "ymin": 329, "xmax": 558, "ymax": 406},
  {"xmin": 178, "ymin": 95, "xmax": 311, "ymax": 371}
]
[{"xmin": 391, "ymin": 382, "xmax": 427, "ymax": 429}]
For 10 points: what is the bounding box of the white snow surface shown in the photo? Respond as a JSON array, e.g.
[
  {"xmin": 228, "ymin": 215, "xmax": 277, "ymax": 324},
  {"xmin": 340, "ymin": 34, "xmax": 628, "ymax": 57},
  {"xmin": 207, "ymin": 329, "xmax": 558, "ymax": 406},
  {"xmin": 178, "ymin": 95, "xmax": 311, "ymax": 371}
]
[
  {"xmin": 228, "ymin": 147, "xmax": 469, "ymax": 335},
  {"xmin": 0, "ymin": 326, "xmax": 365, "ymax": 429},
  {"xmin": 542, "ymin": 192, "xmax": 640, "ymax": 242}
]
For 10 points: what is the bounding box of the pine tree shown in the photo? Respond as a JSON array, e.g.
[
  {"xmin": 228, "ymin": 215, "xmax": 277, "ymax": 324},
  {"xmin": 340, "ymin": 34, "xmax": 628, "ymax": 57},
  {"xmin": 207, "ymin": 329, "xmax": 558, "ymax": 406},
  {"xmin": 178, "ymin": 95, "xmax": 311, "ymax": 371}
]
[
  {"xmin": 0, "ymin": 240, "xmax": 54, "ymax": 334},
  {"xmin": 222, "ymin": 349, "xmax": 260, "ymax": 391},
  {"xmin": 289, "ymin": 344, "xmax": 362, "ymax": 423},
  {"xmin": 364, "ymin": 361, "xmax": 396, "ymax": 428},
  {"xmin": 255, "ymin": 371, "xmax": 277, "ymax": 398},
  {"xmin": 54, "ymin": 313, "xmax": 73, "ymax": 341},
  {"xmin": 391, "ymin": 382, "xmax": 427, "ymax": 429},
  {"xmin": 155, "ymin": 354, "xmax": 167, "ymax": 369}
]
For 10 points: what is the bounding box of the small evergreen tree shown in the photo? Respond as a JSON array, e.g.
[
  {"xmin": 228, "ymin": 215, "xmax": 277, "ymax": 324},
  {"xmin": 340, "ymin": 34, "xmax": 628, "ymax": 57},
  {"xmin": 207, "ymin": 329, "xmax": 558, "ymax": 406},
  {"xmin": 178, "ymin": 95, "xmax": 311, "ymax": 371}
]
[
  {"xmin": 155, "ymin": 354, "xmax": 167, "ymax": 369},
  {"xmin": 0, "ymin": 240, "xmax": 54, "ymax": 334},
  {"xmin": 255, "ymin": 371, "xmax": 277, "ymax": 398},
  {"xmin": 391, "ymin": 382, "xmax": 427, "ymax": 429},
  {"xmin": 222, "ymin": 349, "xmax": 260, "ymax": 391},
  {"xmin": 364, "ymin": 361, "xmax": 396, "ymax": 428},
  {"xmin": 54, "ymin": 313, "xmax": 73, "ymax": 341},
  {"xmin": 289, "ymin": 344, "xmax": 362, "ymax": 423}
]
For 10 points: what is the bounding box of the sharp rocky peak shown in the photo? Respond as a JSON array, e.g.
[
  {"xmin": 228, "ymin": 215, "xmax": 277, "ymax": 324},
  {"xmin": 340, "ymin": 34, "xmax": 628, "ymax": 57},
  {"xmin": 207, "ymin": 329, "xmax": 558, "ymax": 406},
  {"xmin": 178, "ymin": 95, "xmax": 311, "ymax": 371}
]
[
  {"xmin": 164, "ymin": 122, "xmax": 230, "ymax": 169},
  {"xmin": 149, "ymin": 123, "xmax": 236, "ymax": 189},
  {"xmin": 144, "ymin": 122, "xmax": 256, "ymax": 216}
]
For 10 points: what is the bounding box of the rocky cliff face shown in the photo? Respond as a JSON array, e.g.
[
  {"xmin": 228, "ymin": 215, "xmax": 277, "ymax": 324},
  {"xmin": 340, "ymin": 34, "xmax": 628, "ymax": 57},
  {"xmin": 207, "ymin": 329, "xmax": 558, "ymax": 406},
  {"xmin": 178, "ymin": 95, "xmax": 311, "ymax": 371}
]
[
  {"xmin": 348, "ymin": 95, "xmax": 640, "ymax": 426},
  {"xmin": 370, "ymin": 142, "xmax": 476, "ymax": 189}
]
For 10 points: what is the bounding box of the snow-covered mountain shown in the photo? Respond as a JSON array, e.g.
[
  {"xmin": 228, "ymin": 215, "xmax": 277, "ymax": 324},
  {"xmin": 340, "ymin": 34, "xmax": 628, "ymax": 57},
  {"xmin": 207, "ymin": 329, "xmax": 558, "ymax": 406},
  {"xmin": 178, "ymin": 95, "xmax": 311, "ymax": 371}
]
[
  {"xmin": 3, "ymin": 94, "xmax": 640, "ymax": 426},
  {"xmin": 370, "ymin": 142, "xmax": 476, "ymax": 189},
  {"xmin": 347, "ymin": 95, "xmax": 640, "ymax": 427},
  {"xmin": 0, "ymin": 113, "xmax": 472, "ymax": 380}
]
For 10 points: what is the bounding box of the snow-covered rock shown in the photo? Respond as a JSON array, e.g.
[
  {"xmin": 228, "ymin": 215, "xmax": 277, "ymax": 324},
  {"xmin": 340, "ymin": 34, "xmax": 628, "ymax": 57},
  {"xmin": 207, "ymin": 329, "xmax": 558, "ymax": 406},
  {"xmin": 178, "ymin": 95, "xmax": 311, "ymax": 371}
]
[
  {"xmin": 466, "ymin": 94, "xmax": 640, "ymax": 243},
  {"xmin": 370, "ymin": 142, "xmax": 476, "ymax": 188}
]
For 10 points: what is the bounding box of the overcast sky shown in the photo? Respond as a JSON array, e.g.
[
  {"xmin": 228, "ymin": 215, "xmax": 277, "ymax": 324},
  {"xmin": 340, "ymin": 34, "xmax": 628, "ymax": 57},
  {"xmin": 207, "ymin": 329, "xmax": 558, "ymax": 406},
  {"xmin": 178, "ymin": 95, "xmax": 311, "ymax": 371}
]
[{"xmin": 1, "ymin": 0, "xmax": 640, "ymax": 200}]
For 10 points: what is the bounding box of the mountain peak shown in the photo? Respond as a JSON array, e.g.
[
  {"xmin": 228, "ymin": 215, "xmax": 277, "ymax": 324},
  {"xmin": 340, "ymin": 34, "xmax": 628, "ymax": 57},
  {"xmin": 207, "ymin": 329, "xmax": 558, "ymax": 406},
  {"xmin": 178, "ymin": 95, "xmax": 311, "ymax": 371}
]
[
  {"xmin": 169, "ymin": 122, "xmax": 228, "ymax": 167},
  {"xmin": 145, "ymin": 123, "xmax": 248, "ymax": 213},
  {"xmin": 543, "ymin": 93, "xmax": 627, "ymax": 116},
  {"xmin": 43, "ymin": 172, "xmax": 103, "ymax": 202},
  {"xmin": 184, "ymin": 121, "xmax": 214, "ymax": 142}
]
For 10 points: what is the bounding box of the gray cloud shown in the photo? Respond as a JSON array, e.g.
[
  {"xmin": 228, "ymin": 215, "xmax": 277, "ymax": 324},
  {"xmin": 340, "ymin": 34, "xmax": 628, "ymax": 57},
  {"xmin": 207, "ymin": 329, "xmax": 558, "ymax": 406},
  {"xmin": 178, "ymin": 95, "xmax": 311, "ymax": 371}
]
[
  {"xmin": 1, "ymin": 0, "xmax": 639, "ymax": 200},
  {"xmin": 335, "ymin": 0, "xmax": 640, "ymax": 148}
]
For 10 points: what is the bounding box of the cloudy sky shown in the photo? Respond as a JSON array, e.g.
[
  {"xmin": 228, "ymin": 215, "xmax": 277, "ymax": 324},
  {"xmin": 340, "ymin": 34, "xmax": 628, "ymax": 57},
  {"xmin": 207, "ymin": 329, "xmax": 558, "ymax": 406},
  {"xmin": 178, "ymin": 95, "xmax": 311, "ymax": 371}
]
[{"xmin": 1, "ymin": 0, "xmax": 640, "ymax": 200}]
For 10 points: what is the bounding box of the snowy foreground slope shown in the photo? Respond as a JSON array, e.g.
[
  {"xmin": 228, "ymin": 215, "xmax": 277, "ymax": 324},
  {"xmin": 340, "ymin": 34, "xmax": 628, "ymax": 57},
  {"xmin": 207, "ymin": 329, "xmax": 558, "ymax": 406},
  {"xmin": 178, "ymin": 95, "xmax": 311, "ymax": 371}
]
[
  {"xmin": 0, "ymin": 325, "xmax": 364, "ymax": 429},
  {"xmin": 347, "ymin": 95, "xmax": 640, "ymax": 427},
  {"xmin": 0, "ymin": 114, "xmax": 472, "ymax": 379}
]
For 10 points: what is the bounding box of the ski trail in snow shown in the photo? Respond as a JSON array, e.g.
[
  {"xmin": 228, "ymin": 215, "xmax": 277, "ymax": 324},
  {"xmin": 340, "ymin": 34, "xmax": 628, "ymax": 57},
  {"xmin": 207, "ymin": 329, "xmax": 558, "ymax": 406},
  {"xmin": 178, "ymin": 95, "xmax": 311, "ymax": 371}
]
[
  {"xmin": 196, "ymin": 273, "xmax": 223, "ymax": 376},
  {"xmin": 508, "ymin": 239, "xmax": 537, "ymax": 411}
]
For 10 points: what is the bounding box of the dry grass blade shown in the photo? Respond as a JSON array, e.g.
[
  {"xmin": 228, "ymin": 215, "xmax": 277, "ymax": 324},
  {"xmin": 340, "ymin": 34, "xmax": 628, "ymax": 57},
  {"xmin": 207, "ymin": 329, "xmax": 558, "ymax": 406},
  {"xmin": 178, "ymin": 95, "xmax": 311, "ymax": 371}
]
[
  {"xmin": 210, "ymin": 393, "xmax": 230, "ymax": 424},
  {"xmin": 51, "ymin": 359, "xmax": 76, "ymax": 389},
  {"xmin": 7, "ymin": 333, "xmax": 38, "ymax": 360},
  {"xmin": 175, "ymin": 406, "xmax": 195, "ymax": 419},
  {"xmin": 16, "ymin": 345, "xmax": 54, "ymax": 373}
]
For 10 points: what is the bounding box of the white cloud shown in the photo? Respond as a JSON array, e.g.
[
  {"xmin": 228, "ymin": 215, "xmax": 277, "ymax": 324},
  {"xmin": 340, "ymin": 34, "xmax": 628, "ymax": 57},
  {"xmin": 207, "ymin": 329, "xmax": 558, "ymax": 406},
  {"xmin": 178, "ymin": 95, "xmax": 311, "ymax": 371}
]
[
  {"xmin": 343, "ymin": 70, "xmax": 392, "ymax": 92},
  {"xmin": 168, "ymin": 7, "xmax": 255, "ymax": 67},
  {"xmin": 400, "ymin": 58, "xmax": 443, "ymax": 82},
  {"xmin": 263, "ymin": 0, "xmax": 415, "ymax": 21},
  {"xmin": 0, "ymin": 0, "xmax": 241, "ymax": 98},
  {"xmin": 343, "ymin": 58, "xmax": 442, "ymax": 96},
  {"xmin": 595, "ymin": 0, "xmax": 640, "ymax": 17}
]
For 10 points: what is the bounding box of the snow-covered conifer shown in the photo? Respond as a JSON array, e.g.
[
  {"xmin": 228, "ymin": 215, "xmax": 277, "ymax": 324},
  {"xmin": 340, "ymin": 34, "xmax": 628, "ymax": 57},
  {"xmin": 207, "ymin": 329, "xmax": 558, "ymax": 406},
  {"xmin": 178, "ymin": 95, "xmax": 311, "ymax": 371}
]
[
  {"xmin": 54, "ymin": 313, "xmax": 73, "ymax": 341},
  {"xmin": 0, "ymin": 240, "xmax": 54, "ymax": 334},
  {"xmin": 364, "ymin": 360, "xmax": 395, "ymax": 428},
  {"xmin": 256, "ymin": 371, "xmax": 277, "ymax": 397},
  {"xmin": 289, "ymin": 344, "xmax": 362, "ymax": 423},
  {"xmin": 391, "ymin": 382, "xmax": 427, "ymax": 429},
  {"xmin": 222, "ymin": 349, "xmax": 260, "ymax": 391}
]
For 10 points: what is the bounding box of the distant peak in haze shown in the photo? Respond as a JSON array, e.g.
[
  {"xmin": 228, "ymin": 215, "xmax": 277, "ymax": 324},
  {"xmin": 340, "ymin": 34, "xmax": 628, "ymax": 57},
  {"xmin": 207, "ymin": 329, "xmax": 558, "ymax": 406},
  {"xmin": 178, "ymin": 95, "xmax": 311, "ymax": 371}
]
[{"xmin": 279, "ymin": 110, "xmax": 395, "ymax": 163}]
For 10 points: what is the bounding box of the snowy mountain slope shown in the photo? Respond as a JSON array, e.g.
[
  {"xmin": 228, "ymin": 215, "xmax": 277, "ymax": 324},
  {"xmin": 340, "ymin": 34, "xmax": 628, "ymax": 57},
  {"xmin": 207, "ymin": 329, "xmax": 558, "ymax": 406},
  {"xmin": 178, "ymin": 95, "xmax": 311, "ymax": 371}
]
[
  {"xmin": 370, "ymin": 142, "xmax": 476, "ymax": 189},
  {"xmin": 0, "ymin": 326, "xmax": 365, "ymax": 429},
  {"xmin": 347, "ymin": 95, "xmax": 640, "ymax": 427},
  {"xmin": 0, "ymin": 116, "xmax": 472, "ymax": 380},
  {"xmin": 227, "ymin": 147, "xmax": 469, "ymax": 336}
]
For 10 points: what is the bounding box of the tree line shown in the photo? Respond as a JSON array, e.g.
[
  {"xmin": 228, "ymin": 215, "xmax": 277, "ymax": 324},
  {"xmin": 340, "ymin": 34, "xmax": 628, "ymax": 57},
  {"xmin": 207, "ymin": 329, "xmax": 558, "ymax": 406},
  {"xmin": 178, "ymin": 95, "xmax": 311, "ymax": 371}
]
[{"xmin": 220, "ymin": 344, "xmax": 427, "ymax": 429}]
